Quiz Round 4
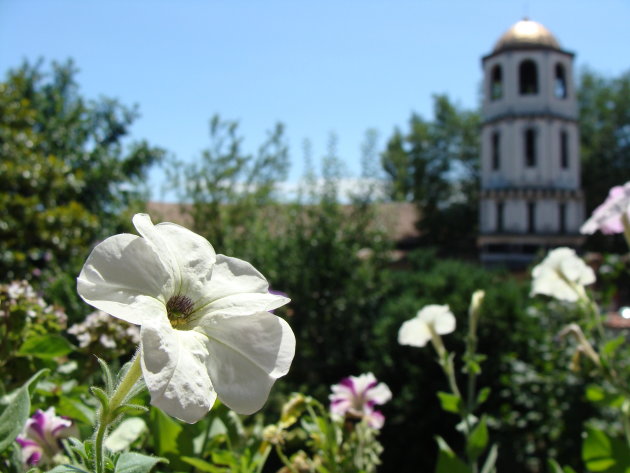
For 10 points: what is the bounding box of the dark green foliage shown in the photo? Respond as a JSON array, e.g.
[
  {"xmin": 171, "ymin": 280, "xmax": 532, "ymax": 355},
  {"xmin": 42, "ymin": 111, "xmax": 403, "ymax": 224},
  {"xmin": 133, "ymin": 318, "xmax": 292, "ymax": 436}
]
[
  {"xmin": 579, "ymin": 68, "xmax": 630, "ymax": 252},
  {"xmin": 362, "ymin": 249, "xmax": 593, "ymax": 473},
  {"xmin": 0, "ymin": 60, "xmax": 164, "ymax": 313},
  {"xmin": 579, "ymin": 68, "xmax": 630, "ymax": 214}
]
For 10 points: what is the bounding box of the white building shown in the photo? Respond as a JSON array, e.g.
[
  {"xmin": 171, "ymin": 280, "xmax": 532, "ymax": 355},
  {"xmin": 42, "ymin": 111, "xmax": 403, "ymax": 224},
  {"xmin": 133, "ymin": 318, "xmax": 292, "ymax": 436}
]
[{"xmin": 478, "ymin": 19, "xmax": 585, "ymax": 266}]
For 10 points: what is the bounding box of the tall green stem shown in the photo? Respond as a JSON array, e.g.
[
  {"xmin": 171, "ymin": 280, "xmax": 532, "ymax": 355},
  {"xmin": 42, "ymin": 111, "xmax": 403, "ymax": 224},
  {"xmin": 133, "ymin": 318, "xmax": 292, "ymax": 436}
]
[{"xmin": 94, "ymin": 354, "xmax": 143, "ymax": 473}]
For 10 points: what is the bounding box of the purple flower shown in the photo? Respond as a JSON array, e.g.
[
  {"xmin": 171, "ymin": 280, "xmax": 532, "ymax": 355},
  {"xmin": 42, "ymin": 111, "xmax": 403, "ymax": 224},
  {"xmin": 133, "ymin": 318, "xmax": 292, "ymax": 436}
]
[
  {"xmin": 581, "ymin": 182, "xmax": 630, "ymax": 235},
  {"xmin": 16, "ymin": 408, "xmax": 76, "ymax": 466},
  {"xmin": 329, "ymin": 372, "xmax": 392, "ymax": 429}
]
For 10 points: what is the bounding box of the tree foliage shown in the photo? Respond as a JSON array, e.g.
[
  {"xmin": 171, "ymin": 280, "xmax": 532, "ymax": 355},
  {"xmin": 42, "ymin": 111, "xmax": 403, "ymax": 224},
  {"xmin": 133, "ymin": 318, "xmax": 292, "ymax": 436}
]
[
  {"xmin": 166, "ymin": 121, "xmax": 392, "ymax": 400},
  {"xmin": 579, "ymin": 69, "xmax": 630, "ymax": 224},
  {"xmin": 380, "ymin": 94, "xmax": 480, "ymax": 254},
  {"xmin": 0, "ymin": 60, "xmax": 164, "ymax": 287}
]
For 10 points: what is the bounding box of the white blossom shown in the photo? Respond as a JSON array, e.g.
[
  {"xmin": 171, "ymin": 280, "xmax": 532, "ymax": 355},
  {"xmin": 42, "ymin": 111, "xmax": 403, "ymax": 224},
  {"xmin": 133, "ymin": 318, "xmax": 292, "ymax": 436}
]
[
  {"xmin": 530, "ymin": 247, "xmax": 595, "ymax": 302},
  {"xmin": 398, "ymin": 304, "xmax": 456, "ymax": 348},
  {"xmin": 77, "ymin": 213, "xmax": 295, "ymax": 423}
]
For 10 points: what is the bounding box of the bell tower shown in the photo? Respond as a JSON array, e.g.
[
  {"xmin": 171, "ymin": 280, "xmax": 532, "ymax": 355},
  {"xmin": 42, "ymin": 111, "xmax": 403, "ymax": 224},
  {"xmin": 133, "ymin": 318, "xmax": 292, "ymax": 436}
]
[{"xmin": 478, "ymin": 19, "xmax": 585, "ymax": 266}]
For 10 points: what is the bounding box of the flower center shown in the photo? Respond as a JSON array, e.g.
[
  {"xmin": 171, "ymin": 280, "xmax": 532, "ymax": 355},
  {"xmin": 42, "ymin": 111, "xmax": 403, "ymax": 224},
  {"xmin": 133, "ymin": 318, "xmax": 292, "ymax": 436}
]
[{"xmin": 166, "ymin": 295, "xmax": 194, "ymax": 327}]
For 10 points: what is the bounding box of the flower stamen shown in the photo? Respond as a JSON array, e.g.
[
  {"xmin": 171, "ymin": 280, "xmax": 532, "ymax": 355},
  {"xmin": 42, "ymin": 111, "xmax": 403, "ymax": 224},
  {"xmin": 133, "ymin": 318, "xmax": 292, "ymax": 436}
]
[{"xmin": 166, "ymin": 295, "xmax": 194, "ymax": 327}]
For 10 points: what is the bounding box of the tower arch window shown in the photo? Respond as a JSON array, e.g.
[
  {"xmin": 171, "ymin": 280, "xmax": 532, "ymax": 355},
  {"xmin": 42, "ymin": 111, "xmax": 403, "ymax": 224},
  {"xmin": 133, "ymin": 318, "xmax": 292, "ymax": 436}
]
[
  {"xmin": 527, "ymin": 202, "xmax": 536, "ymax": 233},
  {"xmin": 496, "ymin": 201, "xmax": 504, "ymax": 232},
  {"xmin": 519, "ymin": 59, "xmax": 539, "ymax": 95},
  {"xmin": 490, "ymin": 64, "xmax": 503, "ymax": 101},
  {"xmin": 559, "ymin": 202, "xmax": 567, "ymax": 233},
  {"xmin": 525, "ymin": 128, "xmax": 537, "ymax": 167},
  {"xmin": 560, "ymin": 130, "xmax": 569, "ymax": 169},
  {"xmin": 491, "ymin": 131, "xmax": 501, "ymax": 170},
  {"xmin": 555, "ymin": 63, "xmax": 567, "ymax": 98}
]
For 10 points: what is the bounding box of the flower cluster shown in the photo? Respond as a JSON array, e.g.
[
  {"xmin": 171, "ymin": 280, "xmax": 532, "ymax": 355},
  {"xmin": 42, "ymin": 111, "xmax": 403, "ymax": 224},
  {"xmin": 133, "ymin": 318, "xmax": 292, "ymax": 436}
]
[
  {"xmin": 68, "ymin": 310, "xmax": 140, "ymax": 358},
  {"xmin": 77, "ymin": 213, "xmax": 296, "ymax": 423},
  {"xmin": 329, "ymin": 372, "xmax": 392, "ymax": 429},
  {"xmin": 0, "ymin": 280, "xmax": 67, "ymax": 326},
  {"xmin": 16, "ymin": 407, "xmax": 76, "ymax": 467}
]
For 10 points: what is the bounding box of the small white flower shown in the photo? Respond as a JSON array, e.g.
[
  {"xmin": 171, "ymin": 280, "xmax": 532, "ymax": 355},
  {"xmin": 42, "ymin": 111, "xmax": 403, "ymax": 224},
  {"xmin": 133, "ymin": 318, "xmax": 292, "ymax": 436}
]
[
  {"xmin": 530, "ymin": 247, "xmax": 595, "ymax": 302},
  {"xmin": 398, "ymin": 305, "xmax": 456, "ymax": 348},
  {"xmin": 77, "ymin": 213, "xmax": 296, "ymax": 423}
]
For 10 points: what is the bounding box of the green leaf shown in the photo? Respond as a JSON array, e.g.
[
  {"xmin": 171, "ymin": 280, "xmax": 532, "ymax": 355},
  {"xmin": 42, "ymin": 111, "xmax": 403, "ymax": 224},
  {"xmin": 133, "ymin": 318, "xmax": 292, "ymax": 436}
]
[
  {"xmin": 582, "ymin": 426, "xmax": 630, "ymax": 472},
  {"xmin": 585, "ymin": 384, "xmax": 625, "ymax": 408},
  {"xmin": 105, "ymin": 417, "xmax": 148, "ymax": 452},
  {"xmin": 435, "ymin": 436, "xmax": 473, "ymax": 473},
  {"xmin": 96, "ymin": 357, "xmax": 114, "ymax": 394},
  {"xmin": 437, "ymin": 391, "xmax": 462, "ymax": 414},
  {"xmin": 17, "ymin": 334, "xmax": 74, "ymax": 359},
  {"xmin": 0, "ymin": 369, "xmax": 48, "ymax": 453},
  {"xmin": 476, "ymin": 387, "xmax": 491, "ymax": 406},
  {"xmin": 466, "ymin": 416, "xmax": 489, "ymax": 461},
  {"xmin": 89, "ymin": 386, "xmax": 110, "ymax": 411},
  {"xmin": 602, "ymin": 335, "xmax": 625, "ymax": 358},
  {"xmin": 57, "ymin": 397, "xmax": 96, "ymax": 425},
  {"xmin": 480, "ymin": 443, "xmax": 498, "ymax": 473},
  {"xmin": 147, "ymin": 407, "xmax": 195, "ymax": 470},
  {"xmin": 47, "ymin": 466, "xmax": 90, "ymax": 473},
  {"xmin": 211, "ymin": 449, "xmax": 237, "ymax": 466},
  {"xmin": 114, "ymin": 452, "xmax": 167, "ymax": 473},
  {"xmin": 181, "ymin": 456, "xmax": 228, "ymax": 472},
  {"xmin": 112, "ymin": 403, "xmax": 149, "ymax": 417},
  {"xmin": 548, "ymin": 459, "xmax": 578, "ymax": 473}
]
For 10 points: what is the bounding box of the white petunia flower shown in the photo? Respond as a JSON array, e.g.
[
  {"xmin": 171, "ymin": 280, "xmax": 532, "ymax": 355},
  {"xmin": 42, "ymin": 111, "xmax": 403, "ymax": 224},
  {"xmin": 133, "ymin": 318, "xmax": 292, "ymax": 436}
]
[
  {"xmin": 398, "ymin": 304, "xmax": 456, "ymax": 348},
  {"xmin": 530, "ymin": 247, "xmax": 595, "ymax": 302},
  {"xmin": 77, "ymin": 213, "xmax": 295, "ymax": 423}
]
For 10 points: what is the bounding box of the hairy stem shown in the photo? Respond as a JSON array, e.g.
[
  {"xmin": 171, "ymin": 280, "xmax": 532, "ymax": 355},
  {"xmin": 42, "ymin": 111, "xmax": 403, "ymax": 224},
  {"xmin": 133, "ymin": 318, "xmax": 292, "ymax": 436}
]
[{"xmin": 94, "ymin": 354, "xmax": 143, "ymax": 473}]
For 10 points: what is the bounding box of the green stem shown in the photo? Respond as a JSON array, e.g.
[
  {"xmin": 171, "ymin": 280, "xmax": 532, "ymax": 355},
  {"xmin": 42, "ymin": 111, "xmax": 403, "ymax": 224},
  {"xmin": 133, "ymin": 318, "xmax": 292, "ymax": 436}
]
[
  {"xmin": 274, "ymin": 444, "xmax": 299, "ymax": 473},
  {"xmin": 255, "ymin": 444, "xmax": 272, "ymax": 473},
  {"xmin": 623, "ymin": 409, "xmax": 630, "ymax": 451},
  {"xmin": 94, "ymin": 354, "xmax": 143, "ymax": 473}
]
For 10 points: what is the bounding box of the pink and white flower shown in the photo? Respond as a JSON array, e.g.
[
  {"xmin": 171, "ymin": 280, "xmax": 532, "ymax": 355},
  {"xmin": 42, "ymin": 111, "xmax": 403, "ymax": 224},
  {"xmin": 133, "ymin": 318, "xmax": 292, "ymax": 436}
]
[
  {"xmin": 581, "ymin": 182, "xmax": 630, "ymax": 235},
  {"xmin": 16, "ymin": 407, "xmax": 76, "ymax": 466},
  {"xmin": 329, "ymin": 373, "xmax": 392, "ymax": 429}
]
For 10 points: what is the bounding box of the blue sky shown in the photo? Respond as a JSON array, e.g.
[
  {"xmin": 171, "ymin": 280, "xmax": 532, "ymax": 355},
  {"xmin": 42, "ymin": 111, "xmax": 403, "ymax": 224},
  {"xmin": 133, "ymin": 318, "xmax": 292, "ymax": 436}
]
[{"xmin": 1, "ymin": 1, "xmax": 629, "ymax": 200}]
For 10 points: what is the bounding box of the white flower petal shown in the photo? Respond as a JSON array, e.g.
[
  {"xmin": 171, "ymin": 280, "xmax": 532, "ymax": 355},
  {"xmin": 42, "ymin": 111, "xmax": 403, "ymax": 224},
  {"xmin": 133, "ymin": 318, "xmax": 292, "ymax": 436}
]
[
  {"xmin": 77, "ymin": 233, "xmax": 171, "ymax": 325},
  {"xmin": 203, "ymin": 292, "xmax": 290, "ymax": 318},
  {"xmin": 199, "ymin": 255, "xmax": 288, "ymax": 315},
  {"xmin": 398, "ymin": 317, "xmax": 431, "ymax": 347},
  {"xmin": 350, "ymin": 373, "xmax": 377, "ymax": 395},
  {"xmin": 201, "ymin": 312, "xmax": 296, "ymax": 414},
  {"xmin": 367, "ymin": 383, "xmax": 393, "ymax": 405},
  {"xmin": 133, "ymin": 214, "xmax": 217, "ymax": 305},
  {"xmin": 140, "ymin": 321, "xmax": 217, "ymax": 423},
  {"xmin": 433, "ymin": 311, "xmax": 456, "ymax": 335},
  {"xmin": 530, "ymin": 247, "xmax": 595, "ymax": 301},
  {"xmin": 415, "ymin": 305, "xmax": 456, "ymax": 335}
]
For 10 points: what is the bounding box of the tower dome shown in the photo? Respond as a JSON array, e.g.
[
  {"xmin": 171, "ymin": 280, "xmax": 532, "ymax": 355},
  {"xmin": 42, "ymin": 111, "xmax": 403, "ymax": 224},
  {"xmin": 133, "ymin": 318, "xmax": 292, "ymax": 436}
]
[{"xmin": 493, "ymin": 18, "xmax": 561, "ymax": 53}]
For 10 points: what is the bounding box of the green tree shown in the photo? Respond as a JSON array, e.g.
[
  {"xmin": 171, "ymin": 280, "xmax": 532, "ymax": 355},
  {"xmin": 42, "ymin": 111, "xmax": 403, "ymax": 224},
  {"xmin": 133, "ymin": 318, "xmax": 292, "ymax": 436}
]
[
  {"xmin": 381, "ymin": 95, "xmax": 481, "ymax": 255},
  {"xmin": 165, "ymin": 114, "xmax": 289, "ymax": 254},
  {"xmin": 0, "ymin": 60, "xmax": 164, "ymax": 307},
  {"xmin": 167, "ymin": 122, "xmax": 392, "ymax": 400},
  {"xmin": 579, "ymin": 69, "xmax": 630, "ymax": 240}
]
